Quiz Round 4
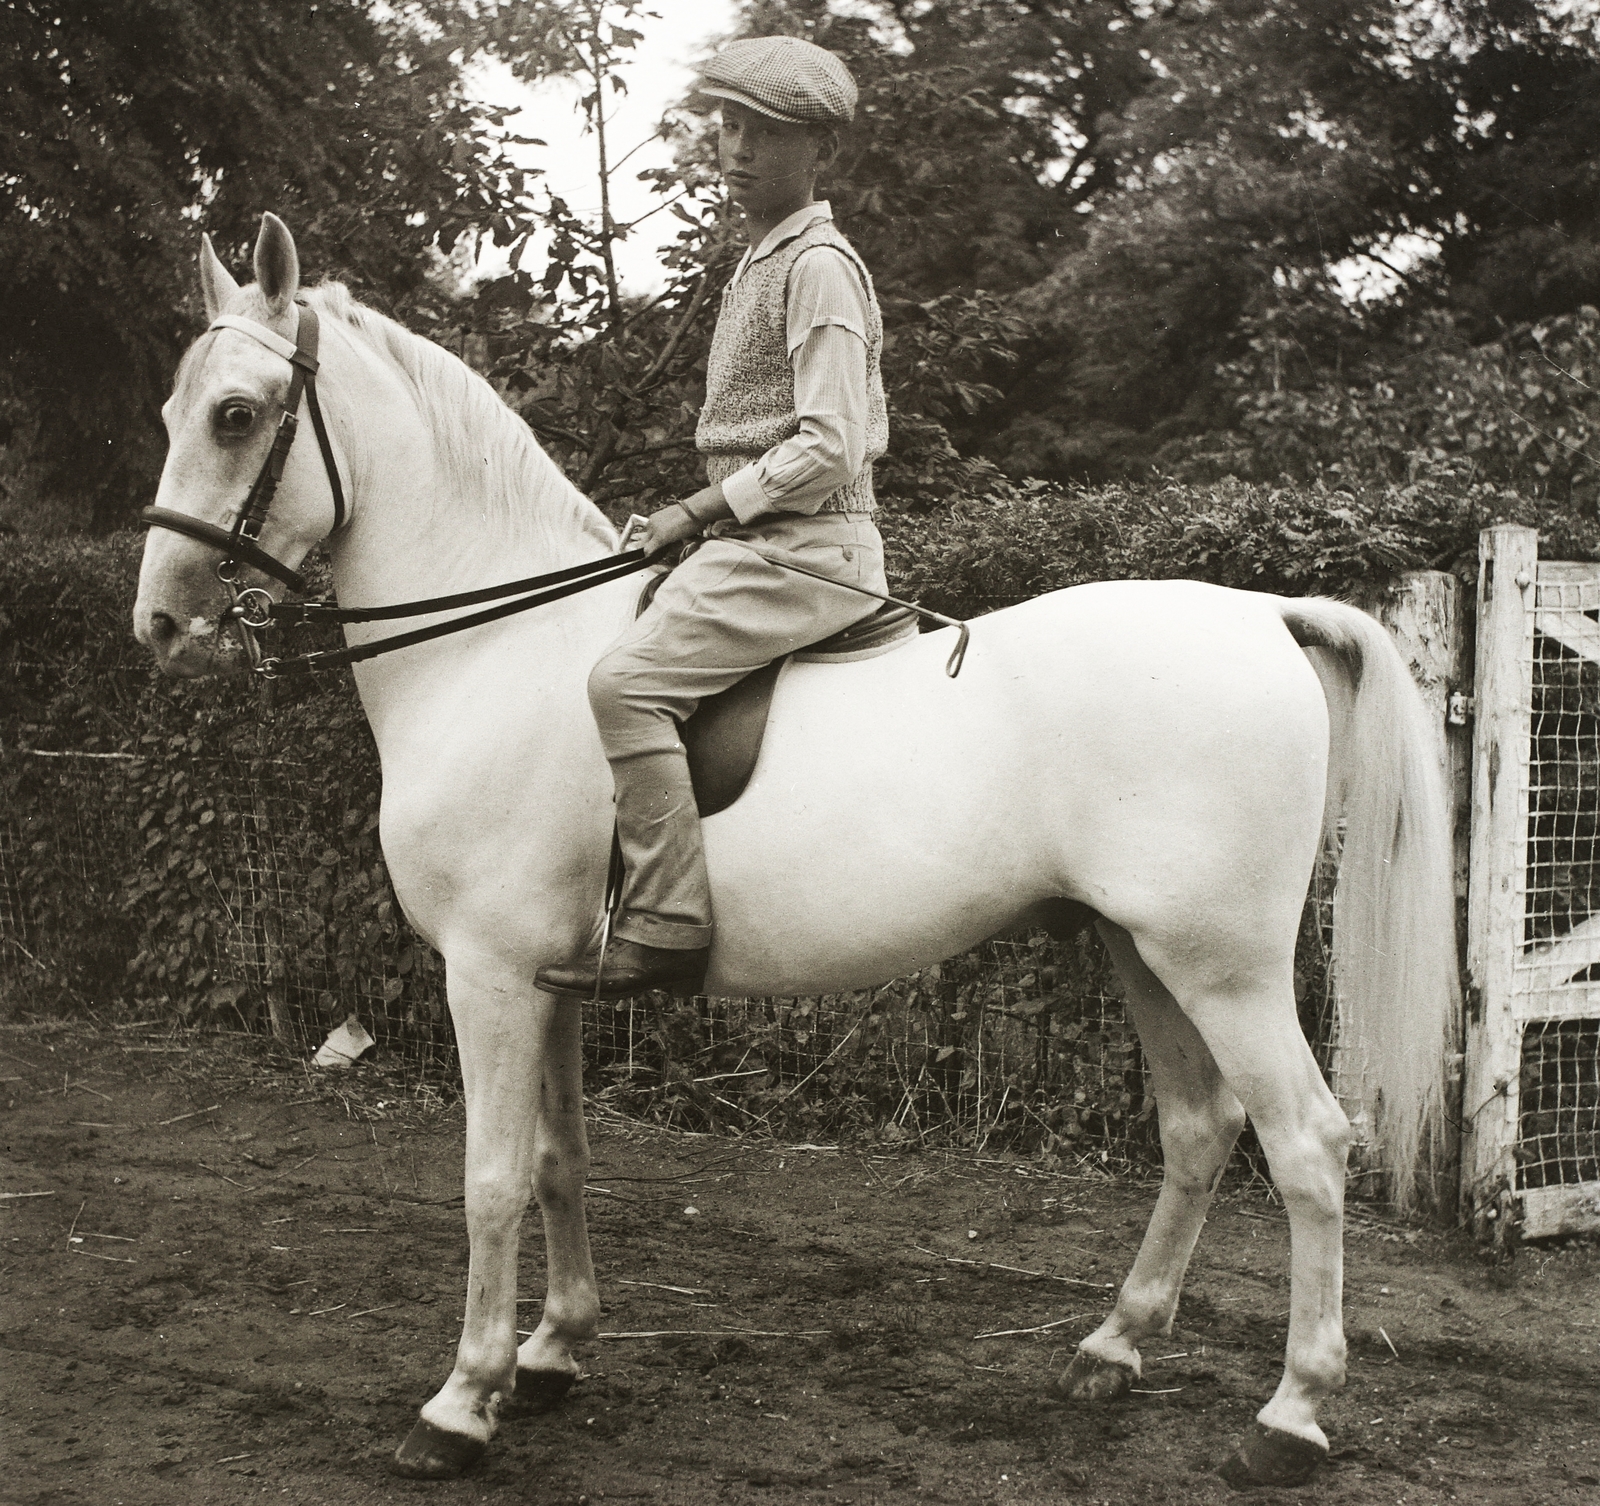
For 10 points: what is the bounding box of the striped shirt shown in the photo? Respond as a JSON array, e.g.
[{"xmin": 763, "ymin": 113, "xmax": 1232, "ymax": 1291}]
[{"xmin": 711, "ymin": 202, "xmax": 880, "ymax": 523}]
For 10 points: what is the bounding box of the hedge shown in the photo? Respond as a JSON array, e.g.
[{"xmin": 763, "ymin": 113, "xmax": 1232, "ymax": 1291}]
[{"xmin": 7, "ymin": 475, "xmax": 1592, "ymax": 1018}]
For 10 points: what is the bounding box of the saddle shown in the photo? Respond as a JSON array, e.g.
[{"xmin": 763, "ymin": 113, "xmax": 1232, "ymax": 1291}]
[{"xmin": 679, "ymin": 601, "xmax": 918, "ymax": 816}]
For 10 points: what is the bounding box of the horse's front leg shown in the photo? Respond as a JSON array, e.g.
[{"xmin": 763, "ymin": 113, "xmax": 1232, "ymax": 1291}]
[
  {"xmin": 394, "ymin": 962, "xmax": 597, "ymax": 1478},
  {"xmin": 512, "ymin": 991, "xmax": 600, "ymax": 1413}
]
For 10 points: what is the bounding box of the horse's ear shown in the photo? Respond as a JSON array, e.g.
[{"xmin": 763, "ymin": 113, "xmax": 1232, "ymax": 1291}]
[
  {"xmin": 253, "ymin": 213, "xmax": 300, "ymax": 316},
  {"xmin": 198, "ymin": 233, "xmax": 240, "ymax": 321}
]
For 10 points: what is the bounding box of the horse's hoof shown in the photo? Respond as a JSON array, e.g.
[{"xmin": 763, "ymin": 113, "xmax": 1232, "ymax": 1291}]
[
  {"xmin": 391, "ymin": 1418, "xmax": 487, "ymax": 1479},
  {"xmin": 1057, "ymin": 1348, "xmax": 1135, "ymax": 1402},
  {"xmin": 503, "ymin": 1368, "xmax": 576, "ymax": 1417},
  {"xmin": 1217, "ymin": 1423, "xmax": 1327, "ymax": 1489}
]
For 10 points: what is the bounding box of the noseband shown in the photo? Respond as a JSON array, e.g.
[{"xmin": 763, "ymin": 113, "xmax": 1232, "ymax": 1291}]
[{"xmin": 141, "ymin": 301, "xmax": 346, "ymax": 644}]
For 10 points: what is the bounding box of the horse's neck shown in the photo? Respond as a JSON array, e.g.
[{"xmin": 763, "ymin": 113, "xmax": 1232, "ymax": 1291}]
[
  {"xmin": 331, "ymin": 409, "xmax": 612, "ymax": 604},
  {"xmin": 322, "ymin": 333, "xmax": 626, "ymax": 747}
]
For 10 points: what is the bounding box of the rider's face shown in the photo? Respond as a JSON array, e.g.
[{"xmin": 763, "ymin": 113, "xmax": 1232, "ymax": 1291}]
[{"xmin": 717, "ymin": 102, "xmax": 830, "ymax": 220}]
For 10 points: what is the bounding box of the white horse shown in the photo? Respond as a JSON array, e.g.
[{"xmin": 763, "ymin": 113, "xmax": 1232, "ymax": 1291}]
[{"xmin": 134, "ymin": 216, "xmax": 1458, "ymax": 1488}]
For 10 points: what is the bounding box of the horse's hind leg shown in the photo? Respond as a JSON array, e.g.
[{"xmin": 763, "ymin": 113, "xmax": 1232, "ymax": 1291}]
[
  {"xmin": 1136, "ymin": 937, "xmax": 1354, "ymax": 1489},
  {"xmin": 1061, "ymin": 921, "xmax": 1245, "ymax": 1402},
  {"xmin": 394, "ymin": 963, "xmax": 598, "ymax": 1478}
]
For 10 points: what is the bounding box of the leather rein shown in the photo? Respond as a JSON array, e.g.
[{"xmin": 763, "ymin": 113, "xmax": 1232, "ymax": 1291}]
[
  {"xmin": 140, "ymin": 302, "xmax": 651, "ymax": 679},
  {"xmin": 141, "ymin": 301, "xmax": 967, "ymax": 680}
]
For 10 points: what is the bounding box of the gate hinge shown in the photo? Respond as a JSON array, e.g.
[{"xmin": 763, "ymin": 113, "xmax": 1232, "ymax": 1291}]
[{"xmin": 1448, "ymin": 692, "xmax": 1475, "ymax": 726}]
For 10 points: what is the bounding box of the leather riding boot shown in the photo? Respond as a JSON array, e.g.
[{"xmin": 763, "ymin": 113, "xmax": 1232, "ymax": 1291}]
[
  {"xmin": 536, "ymin": 937, "xmax": 709, "ymax": 1001},
  {"xmin": 536, "ymin": 749, "xmax": 712, "ymax": 998},
  {"xmin": 605, "ymin": 747, "xmax": 715, "ymax": 951}
]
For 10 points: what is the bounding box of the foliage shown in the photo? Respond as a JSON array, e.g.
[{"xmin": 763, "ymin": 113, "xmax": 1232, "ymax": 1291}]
[
  {"xmin": 2, "ymin": 0, "xmax": 535, "ymax": 529},
  {"xmin": 878, "ymin": 473, "xmax": 1600, "ymax": 621},
  {"xmin": 2, "ymin": 476, "xmax": 1422, "ymax": 1125},
  {"xmin": 430, "ymin": 1, "xmax": 742, "ymax": 512},
  {"xmin": 0, "ymin": 536, "xmax": 443, "ymax": 1034},
  {"xmin": 986, "ymin": 0, "xmax": 1600, "ymax": 485},
  {"xmin": 9, "ymin": 1, "xmax": 1600, "ymax": 526},
  {"xmin": 421, "ymin": 0, "xmax": 1158, "ymax": 513},
  {"xmin": 732, "ymin": 0, "xmax": 1147, "ymax": 299},
  {"xmin": 2, "ymin": 535, "xmax": 160, "ymax": 1010},
  {"xmin": 454, "ymin": 0, "xmax": 1600, "ymax": 506},
  {"xmin": 1161, "ymin": 296, "xmax": 1600, "ymax": 510}
]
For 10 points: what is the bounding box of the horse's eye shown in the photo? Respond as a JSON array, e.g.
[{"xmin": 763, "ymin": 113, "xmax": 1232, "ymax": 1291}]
[{"xmin": 217, "ymin": 402, "xmax": 255, "ymax": 434}]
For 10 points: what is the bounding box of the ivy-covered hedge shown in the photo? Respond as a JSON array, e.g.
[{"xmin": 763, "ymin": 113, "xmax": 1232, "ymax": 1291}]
[
  {"xmin": 879, "ymin": 474, "xmax": 1600, "ymax": 619},
  {"xmin": 7, "ymin": 478, "xmax": 1596, "ymax": 1021},
  {"xmin": 0, "ymin": 534, "xmax": 436, "ymax": 1034}
]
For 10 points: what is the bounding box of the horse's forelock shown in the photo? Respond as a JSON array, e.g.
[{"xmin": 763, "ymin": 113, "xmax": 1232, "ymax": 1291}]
[{"xmin": 168, "ymin": 337, "xmax": 214, "ymax": 412}]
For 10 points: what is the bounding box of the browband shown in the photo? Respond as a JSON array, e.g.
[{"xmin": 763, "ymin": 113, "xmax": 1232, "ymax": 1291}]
[{"xmin": 209, "ymin": 314, "xmax": 299, "ymax": 363}]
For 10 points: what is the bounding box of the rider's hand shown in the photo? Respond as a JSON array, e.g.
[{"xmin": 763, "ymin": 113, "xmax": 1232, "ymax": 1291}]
[{"xmin": 638, "ymin": 502, "xmax": 706, "ymax": 559}]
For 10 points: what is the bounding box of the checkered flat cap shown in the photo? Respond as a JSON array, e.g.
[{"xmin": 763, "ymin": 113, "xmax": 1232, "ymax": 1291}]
[{"xmin": 701, "ymin": 36, "xmax": 857, "ymax": 125}]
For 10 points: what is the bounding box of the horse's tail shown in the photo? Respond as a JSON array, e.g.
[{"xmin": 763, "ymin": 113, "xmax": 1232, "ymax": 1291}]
[{"xmin": 1280, "ymin": 598, "xmax": 1460, "ymax": 1212}]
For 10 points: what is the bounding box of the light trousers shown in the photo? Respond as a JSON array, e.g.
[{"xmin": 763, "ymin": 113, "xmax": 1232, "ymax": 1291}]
[{"xmin": 587, "ymin": 511, "xmax": 887, "ymax": 950}]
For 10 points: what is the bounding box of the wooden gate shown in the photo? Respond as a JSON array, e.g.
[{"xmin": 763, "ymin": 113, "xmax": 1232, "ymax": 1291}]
[{"xmin": 1467, "ymin": 525, "xmax": 1600, "ymax": 1238}]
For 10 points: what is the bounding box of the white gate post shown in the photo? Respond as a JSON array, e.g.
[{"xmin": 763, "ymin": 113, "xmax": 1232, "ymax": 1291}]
[{"xmin": 1463, "ymin": 524, "xmax": 1538, "ymax": 1227}]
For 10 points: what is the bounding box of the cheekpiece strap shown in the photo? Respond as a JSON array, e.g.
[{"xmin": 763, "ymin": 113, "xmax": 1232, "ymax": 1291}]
[{"xmin": 209, "ymin": 304, "xmax": 344, "ymax": 534}]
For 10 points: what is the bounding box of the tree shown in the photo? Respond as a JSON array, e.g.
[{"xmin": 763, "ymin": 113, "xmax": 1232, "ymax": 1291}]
[
  {"xmin": 981, "ymin": 0, "xmax": 1600, "ymax": 488},
  {"xmin": 723, "ymin": 1, "xmax": 1160, "ymax": 504},
  {"xmin": 435, "ymin": 0, "xmax": 1161, "ymax": 513},
  {"xmin": 424, "ymin": 0, "xmax": 743, "ymax": 515},
  {"xmin": 1, "ymin": 0, "xmax": 533, "ymax": 530}
]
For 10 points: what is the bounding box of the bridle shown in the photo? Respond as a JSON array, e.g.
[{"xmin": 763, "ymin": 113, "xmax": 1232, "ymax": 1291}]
[
  {"xmin": 141, "ymin": 301, "xmax": 347, "ymax": 671},
  {"xmin": 139, "ymin": 301, "xmax": 967, "ymax": 680}
]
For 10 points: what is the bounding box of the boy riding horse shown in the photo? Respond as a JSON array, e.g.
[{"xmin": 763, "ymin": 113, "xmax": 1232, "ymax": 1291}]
[{"xmin": 538, "ymin": 36, "xmax": 890, "ymax": 999}]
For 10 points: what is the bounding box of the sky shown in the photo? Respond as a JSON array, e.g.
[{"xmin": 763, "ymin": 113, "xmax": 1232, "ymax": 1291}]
[{"xmin": 468, "ymin": 2, "xmax": 740, "ymax": 291}]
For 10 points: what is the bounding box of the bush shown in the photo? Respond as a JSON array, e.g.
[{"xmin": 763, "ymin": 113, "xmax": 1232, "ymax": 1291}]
[
  {"xmin": 5, "ymin": 481, "xmax": 1569, "ymax": 1149},
  {"xmin": 3, "ymin": 480, "xmax": 1574, "ymax": 1126},
  {"xmin": 878, "ymin": 474, "xmax": 1600, "ymax": 621},
  {"xmin": 0, "ymin": 534, "xmax": 433, "ymax": 1033},
  {"xmin": 7, "ymin": 481, "xmax": 1591, "ymax": 1020}
]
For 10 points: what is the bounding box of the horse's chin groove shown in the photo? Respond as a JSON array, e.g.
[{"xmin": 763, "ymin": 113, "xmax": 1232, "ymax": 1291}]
[
  {"xmin": 502, "ymin": 1367, "xmax": 577, "ymax": 1417},
  {"xmin": 390, "ymin": 1418, "xmax": 488, "ymax": 1479},
  {"xmin": 1057, "ymin": 1349, "xmax": 1136, "ymax": 1403},
  {"xmin": 1216, "ymin": 1423, "xmax": 1328, "ymax": 1489}
]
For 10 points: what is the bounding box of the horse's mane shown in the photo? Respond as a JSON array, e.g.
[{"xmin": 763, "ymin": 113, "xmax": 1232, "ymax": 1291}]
[
  {"xmin": 301, "ymin": 282, "xmax": 616, "ymax": 556},
  {"xmin": 169, "ymin": 280, "xmax": 614, "ymax": 557}
]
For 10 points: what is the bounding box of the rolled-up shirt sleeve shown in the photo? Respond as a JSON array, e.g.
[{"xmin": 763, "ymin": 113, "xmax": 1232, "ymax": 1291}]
[{"xmin": 719, "ymin": 246, "xmax": 873, "ymax": 523}]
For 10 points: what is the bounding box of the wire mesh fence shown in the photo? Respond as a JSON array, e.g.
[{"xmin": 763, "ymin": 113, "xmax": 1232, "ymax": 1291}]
[
  {"xmin": 1509, "ymin": 569, "xmax": 1600, "ymax": 1205},
  {"xmin": 1, "ymin": 753, "xmax": 1343, "ymax": 1168}
]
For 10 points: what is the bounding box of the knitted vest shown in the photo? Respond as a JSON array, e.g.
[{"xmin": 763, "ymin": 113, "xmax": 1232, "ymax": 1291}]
[{"xmin": 696, "ymin": 218, "xmax": 889, "ymax": 514}]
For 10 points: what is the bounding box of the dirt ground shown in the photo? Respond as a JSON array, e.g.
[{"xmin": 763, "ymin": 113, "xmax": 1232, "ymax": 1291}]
[{"xmin": 2, "ymin": 1023, "xmax": 1597, "ymax": 1506}]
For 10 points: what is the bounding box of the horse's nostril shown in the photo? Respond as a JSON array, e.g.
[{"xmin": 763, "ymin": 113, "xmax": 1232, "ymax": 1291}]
[{"xmin": 147, "ymin": 611, "xmax": 180, "ymax": 650}]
